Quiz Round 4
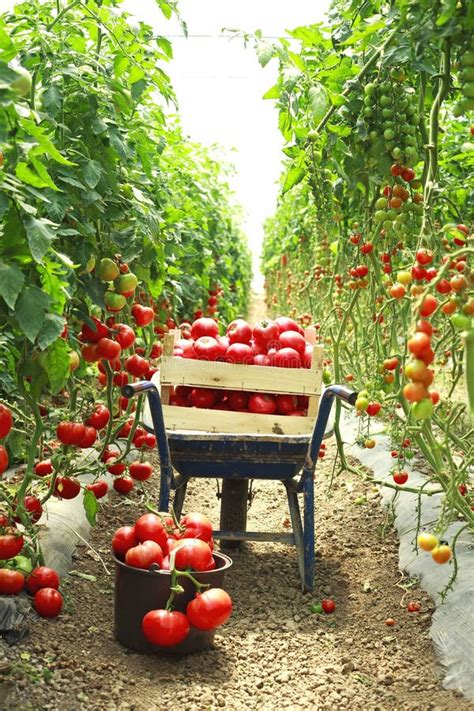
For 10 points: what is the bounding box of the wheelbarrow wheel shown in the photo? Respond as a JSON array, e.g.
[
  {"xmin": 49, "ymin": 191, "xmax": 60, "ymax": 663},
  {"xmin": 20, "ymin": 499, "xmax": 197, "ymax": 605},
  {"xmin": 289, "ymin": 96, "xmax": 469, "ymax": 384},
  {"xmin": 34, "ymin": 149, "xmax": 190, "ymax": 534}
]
[{"xmin": 219, "ymin": 479, "xmax": 248, "ymax": 550}]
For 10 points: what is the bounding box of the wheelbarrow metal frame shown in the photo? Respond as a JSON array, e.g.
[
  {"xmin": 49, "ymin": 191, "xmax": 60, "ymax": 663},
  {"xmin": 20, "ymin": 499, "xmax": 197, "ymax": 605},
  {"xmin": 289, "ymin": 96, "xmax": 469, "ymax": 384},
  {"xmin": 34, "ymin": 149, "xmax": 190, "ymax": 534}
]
[{"xmin": 122, "ymin": 382, "xmax": 356, "ymax": 592}]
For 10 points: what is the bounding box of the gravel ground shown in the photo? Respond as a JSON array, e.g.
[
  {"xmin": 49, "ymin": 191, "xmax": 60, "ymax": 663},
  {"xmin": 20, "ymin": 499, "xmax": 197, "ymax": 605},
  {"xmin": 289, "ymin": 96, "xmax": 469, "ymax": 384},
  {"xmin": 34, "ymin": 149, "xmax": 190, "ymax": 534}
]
[{"xmin": 2, "ymin": 446, "xmax": 473, "ymax": 711}]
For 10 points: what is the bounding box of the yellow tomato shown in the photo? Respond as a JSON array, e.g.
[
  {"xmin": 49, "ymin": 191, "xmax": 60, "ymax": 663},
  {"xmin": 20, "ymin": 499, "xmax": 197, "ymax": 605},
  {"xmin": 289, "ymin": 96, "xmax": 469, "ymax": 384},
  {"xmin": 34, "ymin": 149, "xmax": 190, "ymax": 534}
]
[{"xmin": 417, "ymin": 532, "xmax": 438, "ymax": 552}]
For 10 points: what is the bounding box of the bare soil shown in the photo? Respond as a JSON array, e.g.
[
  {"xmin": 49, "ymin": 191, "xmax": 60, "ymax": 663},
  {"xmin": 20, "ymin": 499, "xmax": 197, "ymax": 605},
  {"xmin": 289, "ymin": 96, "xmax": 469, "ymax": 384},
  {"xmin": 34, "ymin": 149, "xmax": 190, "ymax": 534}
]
[{"xmin": 2, "ymin": 451, "xmax": 472, "ymax": 711}]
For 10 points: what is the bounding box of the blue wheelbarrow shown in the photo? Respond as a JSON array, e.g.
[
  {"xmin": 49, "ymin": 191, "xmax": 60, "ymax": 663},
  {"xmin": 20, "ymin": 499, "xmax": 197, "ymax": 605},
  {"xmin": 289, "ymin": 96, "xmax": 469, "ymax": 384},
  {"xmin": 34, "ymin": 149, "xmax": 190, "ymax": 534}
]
[{"xmin": 122, "ymin": 334, "xmax": 357, "ymax": 592}]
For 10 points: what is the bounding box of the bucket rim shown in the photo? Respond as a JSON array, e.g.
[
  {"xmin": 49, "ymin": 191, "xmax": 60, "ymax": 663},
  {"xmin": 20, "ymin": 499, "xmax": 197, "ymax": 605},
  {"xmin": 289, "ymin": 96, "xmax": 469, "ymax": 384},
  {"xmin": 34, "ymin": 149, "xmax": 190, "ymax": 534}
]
[{"xmin": 113, "ymin": 550, "xmax": 233, "ymax": 576}]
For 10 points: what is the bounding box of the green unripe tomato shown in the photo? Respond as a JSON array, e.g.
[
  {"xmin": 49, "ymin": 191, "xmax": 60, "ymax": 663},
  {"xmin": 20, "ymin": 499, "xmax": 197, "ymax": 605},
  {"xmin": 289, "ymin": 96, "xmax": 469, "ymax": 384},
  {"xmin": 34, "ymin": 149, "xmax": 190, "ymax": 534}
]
[
  {"xmin": 115, "ymin": 272, "xmax": 138, "ymax": 295},
  {"xmin": 451, "ymin": 314, "xmax": 471, "ymax": 330},
  {"xmin": 97, "ymin": 257, "xmax": 120, "ymax": 282},
  {"xmin": 411, "ymin": 398, "xmax": 433, "ymax": 420},
  {"xmin": 11, "ymin": 67, "xmax": 32, "ymax": 97},
  {"xmin": 104, "ymin": 290, "xmax": 126, "ymax": 312},
  {"xmin": 79, "ymin": 255, "xmax": 96, "ymax": 275}
]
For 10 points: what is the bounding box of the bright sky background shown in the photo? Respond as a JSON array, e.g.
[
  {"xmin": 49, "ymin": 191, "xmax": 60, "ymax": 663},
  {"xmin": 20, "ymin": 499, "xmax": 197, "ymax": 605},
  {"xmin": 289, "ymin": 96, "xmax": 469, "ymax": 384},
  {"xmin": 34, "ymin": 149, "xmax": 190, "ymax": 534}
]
[{"xmin": 123, "ymin": 0, "xmax": 331, "ymax": 289}]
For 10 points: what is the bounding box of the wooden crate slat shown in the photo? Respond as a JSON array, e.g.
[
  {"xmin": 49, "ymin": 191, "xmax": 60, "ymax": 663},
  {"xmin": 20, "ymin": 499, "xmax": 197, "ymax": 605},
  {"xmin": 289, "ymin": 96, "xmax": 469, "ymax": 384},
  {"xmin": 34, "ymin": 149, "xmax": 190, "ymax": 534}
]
[
  {"xmin": 160, "ymin": 357, "xmax": 322, "ymax": 396},
  {"xmin": 162, "ymin": 404, "xmax": 319, "ymax": 435}
]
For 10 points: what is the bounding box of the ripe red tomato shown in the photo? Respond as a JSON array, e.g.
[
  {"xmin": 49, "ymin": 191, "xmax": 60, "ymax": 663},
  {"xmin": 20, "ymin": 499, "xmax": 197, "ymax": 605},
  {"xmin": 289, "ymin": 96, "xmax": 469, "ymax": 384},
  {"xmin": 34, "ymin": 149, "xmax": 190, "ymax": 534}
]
[
  {"xmin": 131, "ymin": 304, "xmax": 155, "ymax": 327},
  {"xmin": 302, "ymin": 345, "xmax": 313, "ymax": 369},
  {"xmin": 96, "ymin": 337, "xmax": 121, "ymax": 361},
  {"xmin": 0, "ymin": 532, "xmax": 24, "ymax": 560},
  {"xmin": 321, "ymin": 599, "xmax": 336, "ymax": 614},
  {"xmin": 227, "ymin": 391, "xmax": 250, "ymax": 411},
  {"xmin": 393, "ymin": 470, "xmax": 409, "ymax": 485},
  {"xmin": 0, "ymin": 445, "xmax": 9, "ymax": 474},
  {"xmin": 407, "ymin": 601, "xmax": 421, "ymax": 613},
  {"xmin": 227, "ymin": 319, "xmax": 252, "ymax": 344},
  {"xmin": 248, "ymin": 393, "xmax": 277, "ymax": 415},
  {"xmin": 125, "ymin": 540, "xmax": 163, "ymax": 569},
  {"xmin": 81, "ymin": 344, "xmax": 99, "ymax": 362},
  {"xmin": 401, "ymin": 167, "xmax": 415, "ymax": 182},
  {"xmin": 186, "ymin": 588, "xmax": 232, "ymax": 630},
  {"xmin": 180, "ymin": 512, "xmax": 213, "ymax": 543},
  {"xmin": 253, "ymin": 354, "xmax": 271, "ymax": 366},
  {"xmin": 56, "ymin": 421, "xmax": 86, "ymax": 446},
  {"xmin": 0, "ymin": 569, "xmax": 25, "ymax": 595},
  {"xmin": 276, "ymin": 394, "xmax": 298, "ymax": 415},
  {"xmin": 26, "ymin": 566, "xmax": 60, "ymax": 595},
  {"xmin": 86, "ymin": 480, "xmax": 109, "ymax": 499},
  {"xmin": 191, "ymin": 317, "xmax": 218, "ymax": 340},
  {"xmin": 77, "ymin": 425, "xmax": 97, "ymax": 449},
  {"xmin": 80, "ymin": 317, "xmax": 109, "ymax": 343},
  {"xmin": 278, "ymin": 330, "xmax": 306, "ymax": 355},
  {"xmin": 274, "ymin": 316, "xmax": 304, "ymax": 336},
  {"xmin": 173, "ymin": 338, "xmax": 195, "ymax": 359},
  {"xmin": 188, "ymin": 388, "xmax": 218, "ymax": 409},
  {"xmin": 253, "ymin": 319, "xmax": 279, "ymax": 347},
  {"xmin": 14, "ymin": 495, "xmax": 42, "ymax": 523},
  {"xmin": 173, "ymin": 539, "xmax": 213, "ymax": 571},
  {"xmin": 125, "ymin": 354, "xmax": 150, "ymax": 377},
  {"xmin": 366, "ymin": 402, "xmax": 381, "ymax": 417},
  {"xmin": 85, "ymin": 405, "xmax": 110, "ymax": 430},
  {"xmin": 106, "ymin": 457, "xmax": 127, "ymax": 476},
  {"xmin": 112, "ymin": 525, "xmax": 138, "ymax": 557},
  {"xmin": 112, "ymin": 324, "xmax": 136, "ymax": 349},
  {"xmin": 193, "ymin": 336, "xmax": 221, "ymax": 361},
  {"xmin": 0, "ymin": 404, "xmax": 13, "ymax": 440},
  {"xmin": 53, "ymin": 476, "xmax": 81, "ymax": 499},
  {"xmin": 135, "ymin": 514, "xmax": 168, "ymax": 548},
  {"xmin": 420, "ymin": 294, "xmax": 437, "ymax": 317},
  {"xmin": 407, "ymin": 332, "xmax": 431, "ymax": 357},
  {"xmin": 273, "ymin": 347, "xmax": 302, "ymax": 368},
  {"xmin": 142, "ymin": 609, "xmax": 190, "ymax": 646},
  {"xmin": 129, "ymin": 461, "xmax": 153, "ymax": 481},
  {"xmin": 226, "ymin": 343, "xmax": 254, "ymax": 364},
  {"xmin": 34, "ymin": 588, "xmax": 63, "ymax": 618},
  {"xmin": 415, "ymin": 249, "xmax": 433, "ymax": 266}
]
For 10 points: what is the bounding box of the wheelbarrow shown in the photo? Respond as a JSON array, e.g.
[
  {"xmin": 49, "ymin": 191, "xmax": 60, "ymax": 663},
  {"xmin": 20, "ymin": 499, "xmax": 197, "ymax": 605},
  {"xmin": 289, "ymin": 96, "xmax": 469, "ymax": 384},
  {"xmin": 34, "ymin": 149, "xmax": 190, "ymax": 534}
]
[{"xmin": 122, "ymin": 332, "xmax": 357, "ymax": 592}]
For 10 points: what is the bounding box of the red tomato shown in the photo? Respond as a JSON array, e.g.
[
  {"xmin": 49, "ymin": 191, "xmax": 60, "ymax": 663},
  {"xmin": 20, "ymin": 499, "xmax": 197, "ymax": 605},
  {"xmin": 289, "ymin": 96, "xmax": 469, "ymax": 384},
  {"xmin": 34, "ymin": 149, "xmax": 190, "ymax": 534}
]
[
  {"xmin": 278, "ymin": 330, "xmax": 306, "ymax": 355},
  {"xmin": 227, "ymin": 391, "xmax": 250, "ymax": 411},
  {"xmin": 26, "ymin": 567, "xmax": 60, "ymax": 595},
  {"xmin": 276, "ymin": 394, "xmax": 298, "ymax": 415},
  {"xmin": 56, "ymin": 421, "xmax": 86, "ymax": 446},
  {"xmin": 0, "ymin": 445, "xmax": 9, "ymax": 474},
  {"xmin": 129, "ymin": 461, "xmax": 153, "ymax": 481},
  {"xmin": 180, "ymin": 512, "xmax": 213, "ymax": 543},
  {"xmin": 302, "ymin": 345, "xmax": 313, "ymax": 369},
  {"xmin": 248, "ymin": 393, "xmax": 277, "ymax": 415},
  {"xmin": 0, "ymin": 532, "xmax": 24, "ymax": 560},
  {"xmin": 366, "ymin": 402, "xmax": 381, "ymax": 417},
  {"xmin": 193, "ymin": 336, "xmax": 221, "ymax": 361},
  {"xmin": 173, "ymin": 338, "xmax": 195, "ymax": 359},
  {"xmin": 81, "ymin": 344, "xmax": 99, "ymax": 362},
  {"xmin": 173, "ymin": 539, "xmax": 213, "ymax": 571},
  {"xmin": 86, "ymin": 480, "xmax": 109, "ymax": 499},
  {"xmin": 131, "ymin": 304, "xmax": 155, "ymax": 327},
  {"xmin": 96, "ymin": 337, "xmax": 121, "ymax": 361},
  {"xmin": 401, "ymin": 168, "xmax": 415, "ymax": 182},
  {"xmin": 112, "ymin": 525, "xmax": 138, "ymax": 557},
  {"xmin": 420, "ymin": 294, "xmax": 437, "ymax": 317},
  {"xmin": 125, "ymin": 354, "xmax": 150, "ymax": 377},
  {"xmin": 415, "ymin": 249, "xmax": 433, "ymax": 266},
  {"xmin": 253, "ymin": 354, "xmax": 271, "ymax": 366},
  {"xmin": 253, "ymin": 319, "xmax": 279, "ymax": 347},
  {"xmin": 0, "ymin": 404, "xmax": 13, "ymax": 439},
  {"xmin": 53, "ymin": 476, "xmax": 81, "ymax": 499},
  {"xmin": 188, "ymin": 388, "xmax": 218, "ymax": 409},
  {"xmin": 142, "ymin": 609, "xmax": 190, "ymax": 647},
  {"xmin": 226, "ymin": 343, "xmax": 254, "ymax": 364},
  {"xmin": 79, "ymin": 317, "xmax": 109, "ymax": 343},
  {"xmin": 34, "ymin": 588, "xmax": 63, "ymax": 618},
  {"xmin": 393, "ymin": 470, "xmax": 409, "ymax": 485},
  {"xmin": 273, "ymin": 348, "xmax": 302, "ymax": 368},
  {"xmin": 407, "ymin": 332, "xmax": 431, "ymax": 357},
  {"xmin": 135, "ymin": 514, "xmax": 168, "ymax": 548},
  {"xmin": 106, "ymin": 458, "xmax": 127, "ymax": 476},
  {"xmin": 322, "ymin": 599, "xmax": 336, "ymax": 614},
  {"xmin": 227, "ymin": 319, "xmax": 252, "ymax": 344},
  {"xmin": 14, "ymin": 495, "xmax": 42, "ymax": 523},
  {"xmin": 85, "ymin": 405, "xmax": 110, "ymax": 430},
  {"xmin": 77, "ymin": 426, "xmax": 97, "ymax": 449},
  {"xmin": 287, "ymin": 410, "xmax": 306, "ymax": 416},
  {"xmin": 0, "ymin": 569, "xmax": 25, "ymax": 595},
  {"xmin": 407, "ymin": 601, "xmax": 421, "ymax": 613},
  {"xmin": 112, "ymin": 324, "xmax": 136, "ymax": 349},
  {"xmin": 191, "ymin": 317, "xmax": 218, "ymax": 340},
  {"xmin": 186, "ymin": 588, "xmax": 232, "ymax": 630},
  {"xmin": 274, "ymin": 316, "xmax": 304, "ymax": 335},
  {"xmin": 125, "ymin": 540, "xmax": 163, "ymax": 569}
]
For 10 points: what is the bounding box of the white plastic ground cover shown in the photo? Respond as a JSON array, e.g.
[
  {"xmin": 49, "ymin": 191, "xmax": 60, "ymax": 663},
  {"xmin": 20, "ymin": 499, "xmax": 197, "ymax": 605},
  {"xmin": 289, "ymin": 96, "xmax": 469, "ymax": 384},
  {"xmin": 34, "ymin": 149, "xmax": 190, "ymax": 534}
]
[{"xmin": 340, "ymin": 412, "xmax": 474, "ymax": 700}]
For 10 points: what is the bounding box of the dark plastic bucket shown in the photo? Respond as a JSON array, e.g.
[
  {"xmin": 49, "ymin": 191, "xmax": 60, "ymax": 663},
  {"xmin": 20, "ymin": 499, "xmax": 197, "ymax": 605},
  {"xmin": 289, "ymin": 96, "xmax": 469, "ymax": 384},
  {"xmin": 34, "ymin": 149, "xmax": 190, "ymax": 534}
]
[{"xmin": 114, "ymin": 552, "xmax": 233, "ymax": 655}]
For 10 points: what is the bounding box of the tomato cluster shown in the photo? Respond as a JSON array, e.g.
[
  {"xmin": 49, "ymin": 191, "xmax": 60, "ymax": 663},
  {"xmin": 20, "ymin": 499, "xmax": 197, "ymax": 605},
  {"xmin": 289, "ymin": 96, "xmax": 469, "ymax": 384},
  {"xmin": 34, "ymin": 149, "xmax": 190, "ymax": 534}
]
[
  {"xmin": 0, "ymin": 554, "xmax": 63, "ymax": 618},
  {"xmin": 112, "ymin": 510, "xmax": 233, "ymax": 647},
  {"xmin": 169, "ymin": 315, "xmax": 314, "ymax": 417},
  {"xmin": 404, "ymin": 319, "xmax": 438, "ymax": 420},
  {"xmin": 417, "ymin": 532, "xmax": 452, "ymax": 565}
]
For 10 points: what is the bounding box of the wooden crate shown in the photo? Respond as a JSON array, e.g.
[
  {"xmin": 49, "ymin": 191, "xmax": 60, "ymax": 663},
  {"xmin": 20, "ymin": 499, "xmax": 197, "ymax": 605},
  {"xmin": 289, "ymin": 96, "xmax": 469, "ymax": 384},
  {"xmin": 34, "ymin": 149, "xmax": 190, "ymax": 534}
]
[{"xmin": 158, "ymin": 331, "xmax": 324, "ymax": 436}]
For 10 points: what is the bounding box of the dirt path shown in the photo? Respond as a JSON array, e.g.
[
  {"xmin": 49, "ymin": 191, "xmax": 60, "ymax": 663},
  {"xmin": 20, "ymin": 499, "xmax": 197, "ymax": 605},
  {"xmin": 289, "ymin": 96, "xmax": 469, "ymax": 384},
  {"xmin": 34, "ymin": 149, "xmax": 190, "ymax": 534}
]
[{"xmin": 3, "ymin": 455, "xmax": 472, "ymax": 711}]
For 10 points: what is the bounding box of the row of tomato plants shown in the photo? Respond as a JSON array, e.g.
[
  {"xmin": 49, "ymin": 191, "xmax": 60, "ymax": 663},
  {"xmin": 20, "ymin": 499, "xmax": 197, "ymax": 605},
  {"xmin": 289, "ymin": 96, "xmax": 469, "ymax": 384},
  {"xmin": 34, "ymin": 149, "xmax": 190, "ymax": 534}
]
[
  {"xmin": 0, "ymin": 0, "xmax": 251, "ymax": 586},
  {"xmin": 258, "ymin": 0, "xmax": 473, "ymax": 592}
]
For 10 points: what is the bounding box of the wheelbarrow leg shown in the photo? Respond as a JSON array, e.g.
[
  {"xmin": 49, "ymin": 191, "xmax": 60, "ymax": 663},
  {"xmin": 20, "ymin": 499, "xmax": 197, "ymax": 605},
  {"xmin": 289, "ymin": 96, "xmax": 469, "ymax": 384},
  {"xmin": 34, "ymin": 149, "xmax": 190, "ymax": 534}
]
[
  {"xmin": 284, "ymin": 483, "xmax": 305, "ymax": 589},
  {"xmin": 172, "ymin": 480, "xmax": 188, "ymax": 519},
  {"xmin": 302, "ymin": 472, "xmax": 315, "ymax": 592}
]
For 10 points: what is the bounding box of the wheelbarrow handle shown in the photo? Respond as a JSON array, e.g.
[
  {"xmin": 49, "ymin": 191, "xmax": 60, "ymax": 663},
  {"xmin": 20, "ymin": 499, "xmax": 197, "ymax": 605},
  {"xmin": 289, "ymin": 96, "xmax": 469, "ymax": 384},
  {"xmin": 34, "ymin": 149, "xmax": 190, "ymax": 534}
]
[
  {"xmin": 122, "ymin": 381, "xmax": 157, "ymax": 398},
  {"xmin": 325, "ymin": 384, "xmax": 358, "ymax": 406}
]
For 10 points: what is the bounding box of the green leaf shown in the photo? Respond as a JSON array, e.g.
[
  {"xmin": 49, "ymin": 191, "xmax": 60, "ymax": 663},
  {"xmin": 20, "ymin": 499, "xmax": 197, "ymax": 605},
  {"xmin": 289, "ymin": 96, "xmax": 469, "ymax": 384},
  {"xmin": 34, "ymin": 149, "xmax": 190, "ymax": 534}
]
[
  {"xmin": 282, "ymin": 164, "xmax": 306, "ymax": 194},
  {"xmin": 42, "ymin": 84, "xmax": 62, "ymax": 116},
  {"xmin": 0, "ymin": 29, "xmax": 17, "ymax": 62},
  {"xmin": 0, "ymin": 263, "xmax": 24, "ymax": 309},
  {"xmin": 20, "ymin": 120, "xmax": 73, "ymax": 165},
  {"xmin": 257, "ymin": 42, "xmax": 274, "ymax": 67},
  {"xmin": 24, "ymin": 216, "xmax": 56, "ymax": 262},
  {"xmin": 40, "ymin": 337, "xmax": 69, "ymax": 392},
  {"xmin": 0, "ymin": 61, "xmax": 17, "ymax": 89},
  {"xmin": 37, "ymin": 313, "xmax": 66, "ymax": 351},
  {"xmin": 308, "ymin": 83, "xmax": 329, "ymax": 123},
  {"xmin": 30, "ymin": 155, "xmax": 59, "ymax": 190},
  {"xmin": 15, "ymin": 286, "xmax": 51, "ymax": 343},
  {"xmin": 83, "ymin": 160, "xmax": 102, "ymax": 189},
  {"xmin": 113, "ymin": 54, "xmax": 129, "ymax": 77},
  {"xmin": 262, "ymin": 84, "xmax": 280, "ymax": 100},
  {"xmin": 15, "ymin": 161, "xmax": 55, "ymax": 190},
  {"xmin": 82, "ymin": 488, "xmax": 99, "ymax": 527}
]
